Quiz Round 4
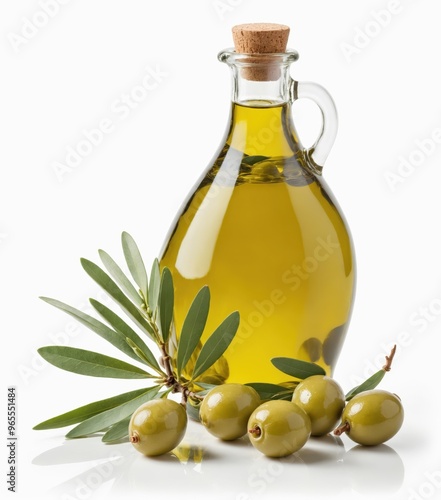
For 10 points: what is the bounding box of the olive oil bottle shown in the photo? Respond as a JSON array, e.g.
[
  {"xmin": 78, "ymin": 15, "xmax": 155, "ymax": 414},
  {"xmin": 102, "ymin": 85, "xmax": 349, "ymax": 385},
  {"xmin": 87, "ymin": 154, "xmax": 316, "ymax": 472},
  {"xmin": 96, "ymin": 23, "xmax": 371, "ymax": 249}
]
[{"xmin": 160, "ymin": 24, "xmax": 355, "ymax": 385}]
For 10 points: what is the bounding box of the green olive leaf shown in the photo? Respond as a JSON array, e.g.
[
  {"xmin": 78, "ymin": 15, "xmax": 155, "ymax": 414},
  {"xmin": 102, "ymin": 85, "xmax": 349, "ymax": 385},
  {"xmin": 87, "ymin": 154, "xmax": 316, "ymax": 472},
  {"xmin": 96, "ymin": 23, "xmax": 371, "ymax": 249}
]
[
  {"xmin": 193, "ymin": 382, "xmax": 217, "ymax": 391},
  {"xmin": 271, "ymin": 357, "xmax": 326, "ymax": 379},
  {"xmin": 345, "ymin": 370, "xmax": 386, "ymax": 401},
  {"xmin": 242, "ymin": 155, "xmax": 269, "ymax": 165},
  {"xmin": 39, "ymin": 297, "xmax": 145, "ymax": 366},
  {"xmin": 66, "ymin": 385, "xmax": 160, "ymax": 438},
  {"xmin": 38, "ymin": 346, "xmax": 152, "ymax": 379},
  {"xmin": 33, "ymin": 388, "xmax": 150, "ymax": 430},
  {"xmin": 245, "ymin": 382, "xmax": 293, "ymax": 401},
  {"xmin": 186, "ymin": 399, "xmax": 201, "ymax": 422},
  {"xmin": 80, "ymin": 258, "xmax": 155, "ymax": 340},
  {"xmin": 98, "ymin": 249, "xmax": 144, "ymax": 307},
  {"xmin": 158, "ymin": 267, "xmax": 174, "ymax": 343},
  {"xmin": 121, "ymin": 231, "xmax": 149, "ymax": 303},
  {"xmin": 191, "ymin": 311, "xmax": 240, "ymax": 381},
  {"xmin": 148, "ymin": 258, "xmax": 160, "ymax": 314},
  {"xmin": 101, "ymin": 416, "xmax": 131, "ymax": 443},
  {"xmin": 89, "ymin": 298, "xmax": 161, "ymax": 373},
  {"xmin": 176, "ymin": 286, "xmax": 210, "ymax": 377}
]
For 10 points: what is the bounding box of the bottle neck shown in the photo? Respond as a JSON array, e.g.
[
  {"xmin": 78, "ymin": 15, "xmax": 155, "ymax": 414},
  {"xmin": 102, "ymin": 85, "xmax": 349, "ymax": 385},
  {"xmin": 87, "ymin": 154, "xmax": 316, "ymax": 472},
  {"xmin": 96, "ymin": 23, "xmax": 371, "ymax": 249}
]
[
  {"xmin": 230, "ymin": 64, "xmax": 292, "ymax": 106},
  {"xmin": 218, "ymin": 50, "xmax": 301, "ymax": 157},
  {"xmin": 219, "ymin": 49, "xmax": 299, "ymax": 106}
]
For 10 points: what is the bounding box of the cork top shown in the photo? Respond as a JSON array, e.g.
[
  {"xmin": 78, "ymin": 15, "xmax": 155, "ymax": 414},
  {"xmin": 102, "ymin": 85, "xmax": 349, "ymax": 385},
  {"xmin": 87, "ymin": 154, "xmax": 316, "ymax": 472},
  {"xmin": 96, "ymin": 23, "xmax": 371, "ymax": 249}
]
[
  {"xmin": 231, "ymin": 23, "xmax": 290, "ymax": 81},
  {"xmin": 232, "ymin": 23, "xmax": 290, "ymax": 54}
]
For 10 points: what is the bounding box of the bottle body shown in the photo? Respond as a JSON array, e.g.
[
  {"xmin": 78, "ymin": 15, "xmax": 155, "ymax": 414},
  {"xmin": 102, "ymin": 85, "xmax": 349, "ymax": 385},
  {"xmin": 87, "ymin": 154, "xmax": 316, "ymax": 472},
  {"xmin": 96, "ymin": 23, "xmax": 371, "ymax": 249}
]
[{"xmin": 160, "ymin": 102, "xmax": 355, "ymax": 385}]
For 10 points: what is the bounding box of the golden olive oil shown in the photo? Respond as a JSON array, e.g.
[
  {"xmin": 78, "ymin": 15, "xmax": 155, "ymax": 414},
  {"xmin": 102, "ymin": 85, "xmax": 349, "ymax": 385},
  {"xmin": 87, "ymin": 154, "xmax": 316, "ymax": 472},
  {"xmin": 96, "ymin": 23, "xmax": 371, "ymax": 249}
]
[{"xmin": 160, "ymin": 103, "xmax": 355, "ymax": 384}]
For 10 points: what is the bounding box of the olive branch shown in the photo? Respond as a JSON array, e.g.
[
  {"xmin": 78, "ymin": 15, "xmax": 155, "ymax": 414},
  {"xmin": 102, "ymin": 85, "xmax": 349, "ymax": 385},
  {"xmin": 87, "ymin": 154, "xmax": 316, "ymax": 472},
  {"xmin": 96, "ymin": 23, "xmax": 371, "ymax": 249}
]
[{"xmin": 34, "ymin": 232, "xmax": 239, "ymax": 442}]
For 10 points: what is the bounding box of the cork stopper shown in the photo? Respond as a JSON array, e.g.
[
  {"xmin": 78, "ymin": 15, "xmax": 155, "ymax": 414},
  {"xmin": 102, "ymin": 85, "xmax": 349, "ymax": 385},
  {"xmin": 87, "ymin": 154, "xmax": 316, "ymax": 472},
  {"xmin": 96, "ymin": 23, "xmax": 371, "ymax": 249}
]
[{"xmin": 232, "ymin": 23, "xmax": 290, "ymax": 81}]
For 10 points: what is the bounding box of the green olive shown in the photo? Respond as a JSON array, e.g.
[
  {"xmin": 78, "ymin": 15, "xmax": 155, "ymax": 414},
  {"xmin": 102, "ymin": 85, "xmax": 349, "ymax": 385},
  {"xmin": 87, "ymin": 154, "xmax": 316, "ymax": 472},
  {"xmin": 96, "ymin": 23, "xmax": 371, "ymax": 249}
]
[
  {"xmin": 334, "ymin": 390, "xmax": 404, "ymax": 446},
  {"xmin": 199, "ymin": 383, "xmax": 260, "ymax": 440},
  {"xmin": 292, "ymin": 375, "xmax": 345, "ymax": 436},
  {"xmin": 129, "ymin": 399, "xmax": 187, "ymax": 456},
  {"xmin": 248, "ymin": 400, "xmax": 311, "ymax": 458}
]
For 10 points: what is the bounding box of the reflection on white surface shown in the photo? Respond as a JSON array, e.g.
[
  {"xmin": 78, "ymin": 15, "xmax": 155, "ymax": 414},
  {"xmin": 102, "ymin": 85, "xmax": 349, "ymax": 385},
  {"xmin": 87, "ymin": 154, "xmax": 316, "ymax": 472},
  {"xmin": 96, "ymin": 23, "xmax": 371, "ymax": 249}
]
[{"xmin": 32, "ymin": 420, "xmax": 405, "ymax": 499}]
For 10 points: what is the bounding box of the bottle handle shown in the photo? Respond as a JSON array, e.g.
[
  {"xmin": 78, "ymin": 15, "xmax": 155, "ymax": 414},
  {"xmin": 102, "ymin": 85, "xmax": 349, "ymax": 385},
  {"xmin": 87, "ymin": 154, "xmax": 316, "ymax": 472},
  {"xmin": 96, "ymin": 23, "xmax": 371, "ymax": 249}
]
[{"xmin": 289, "ymin": 78, "xmax": 338, "ymax": 175}]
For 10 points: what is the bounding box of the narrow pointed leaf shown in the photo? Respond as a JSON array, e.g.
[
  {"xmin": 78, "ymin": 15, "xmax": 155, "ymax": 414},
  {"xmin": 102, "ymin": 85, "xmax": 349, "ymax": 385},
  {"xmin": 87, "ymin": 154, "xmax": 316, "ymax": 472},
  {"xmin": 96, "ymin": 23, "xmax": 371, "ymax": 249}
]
[
  {"xmin": 271, "ymin": 357, "xmax": 326, "ymax": 379},
  {"xmin": 148, "ymin": 258, "xmax": 160, "ymax": 313},
  {"xmin": 98, "ymin": 249, "xmax": 144, "ymax": 307},
  {"xmin": 191, "ymin": 311, "xmax": 239, "ymax": 381},
  {"xmin": 102, "ymin": 416, "xmax": 131, "ymax": 443},
  {"xmin": 38, "ymin": 346, "xmax": 151, "ymax": 379},
  {"xmin": 158, "ymin": 267, "xmax": 174, "ymax": 343},
  {"xmin": 345, "ymin": 370, "xmax": 386, "ymax": 401},
  {"xmin": 89, "ymin": 299, "xmax": 161, "ymax": 372},
  {"xmin": 242, "ymin": 155, "xmax": 269, "ymax": 165},
  {"xmin": 33, "ymin": 388, "xmax": 150, "ymax": 430},
  {"xmin": 80, "ymin": 258, "xmax": 154, "ymax": 339},
  {"xmin": 40, "ymin": 297, "xmax": 144, "ymax": 365},
  {"xmin": 193, "ymin": 382, "xmax": 217, "ymax": 391},
  {"xmin": 176, "ymin": 286, "xmax": 210, "ymax": 377},
  {"xmin": 121, "ymin": 232, "xmax": 148, "ymax": 302},
  {"xmin": 245, "ymin": 383, "xmax": 293, "ymax": 401},
  {"xmin": 66, "ymin": 386, "xmax": 160, "ymax": 438}
]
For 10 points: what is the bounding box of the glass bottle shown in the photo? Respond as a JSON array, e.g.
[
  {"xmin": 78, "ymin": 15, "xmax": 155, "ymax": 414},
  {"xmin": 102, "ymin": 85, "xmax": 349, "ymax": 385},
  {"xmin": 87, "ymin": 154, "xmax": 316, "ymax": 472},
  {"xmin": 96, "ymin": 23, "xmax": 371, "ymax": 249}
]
[{"xmin": 159, "ymin": 24, "xmax": 355, "ymax": 385}]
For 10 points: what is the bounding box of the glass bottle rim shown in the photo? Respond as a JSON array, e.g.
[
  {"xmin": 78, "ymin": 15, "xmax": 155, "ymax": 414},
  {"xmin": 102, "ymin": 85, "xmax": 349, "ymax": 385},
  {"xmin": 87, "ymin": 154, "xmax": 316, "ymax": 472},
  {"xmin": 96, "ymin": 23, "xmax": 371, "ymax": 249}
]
[{"xmin": 218, "ymin": 48, "xmax": 299, "ymax": 66}]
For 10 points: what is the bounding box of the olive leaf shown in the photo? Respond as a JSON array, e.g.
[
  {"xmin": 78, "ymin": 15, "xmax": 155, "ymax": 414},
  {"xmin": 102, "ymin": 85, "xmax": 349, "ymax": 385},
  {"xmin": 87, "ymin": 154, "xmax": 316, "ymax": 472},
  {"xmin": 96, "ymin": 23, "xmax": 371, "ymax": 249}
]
[
  {"xmin": 121, "ymin": 231, "xmax": 149, "ymax": 303},
  {"xmin": 38, "ymin": 346, "xmax": 152, "ymax": 379},
  {"xmin": 66, "ymin": 385, "xmax": 160, "ymax": 438},
  {"xmin": 245, "ymin": 382, "xmax": 293, "ymax": 401},
  {"xmin": 98, "ymin": 249, "xmax": 144, "ymax": 308},
  {"xmin": 148, "ymin": 258, "xmax": 160, "ymax": 314},
  {"xmin": 191, "ymin": 311, "xmax": 240, "ymax": 381},
  {"xmin": 158, "ymin": 267, "xmax": 174, "ymax": 343},
  {"xmin": 193, "ymin": 382, "xmax": 217, "ymax": 391},
  {"xmin": 271, "ymin": 357, "xmax": 326, "ymax": 379},
  {"xmin": 242, "ymin": 155, "xmax": 269, "ymax": 165},
  {"xmin": 39, "ymin": 297, "xmax": 146, "ymax": 366},
  {"xmin": 176, "ymin": 286, "xmax": 210, "ymax": 377},
  {"xmin": 345, "ymin": 345, "xmax": 397, "ymax": 401},
  {"xmin": 80, "ymin": 258, "xmax": 155, "ymax": 340},
  {"xmin": 89, "ymin": 298, "xmax": 161, "ymax": 373},
  {"xmin": 33, "ymin": 388, "xmax": 151, "ymax": 430},
  {"xmin": 345, "ymin": 370, "xmax": 386, "ymax": 401},
  {"xmin": 102, "ymin": 416, "xmax": 132, "ymax": 443}
]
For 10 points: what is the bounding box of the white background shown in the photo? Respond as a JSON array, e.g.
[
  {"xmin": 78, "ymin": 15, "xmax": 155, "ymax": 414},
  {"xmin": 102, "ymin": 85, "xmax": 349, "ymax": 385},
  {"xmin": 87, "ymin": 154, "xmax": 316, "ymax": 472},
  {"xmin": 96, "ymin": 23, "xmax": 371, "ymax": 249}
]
[{"xmin": 1, "ymin": 1, "xmax": 441, "ymax": 499}]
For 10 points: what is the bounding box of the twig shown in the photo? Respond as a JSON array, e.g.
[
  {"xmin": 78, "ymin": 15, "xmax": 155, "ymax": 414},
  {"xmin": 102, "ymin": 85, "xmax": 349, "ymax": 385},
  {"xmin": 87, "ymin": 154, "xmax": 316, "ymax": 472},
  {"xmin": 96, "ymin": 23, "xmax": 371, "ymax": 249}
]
[
  {"xmin": 383, "ymin": 345, "xmax": 396, "ymax": 372},
  {"xmin": 159, "ymin": 343, "xmax": 204, "ymax": 405}
]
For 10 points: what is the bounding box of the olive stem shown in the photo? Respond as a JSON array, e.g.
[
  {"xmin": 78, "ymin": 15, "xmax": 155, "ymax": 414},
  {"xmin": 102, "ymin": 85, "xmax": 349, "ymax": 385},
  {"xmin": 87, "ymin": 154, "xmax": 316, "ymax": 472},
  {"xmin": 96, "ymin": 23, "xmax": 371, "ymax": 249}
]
[
  {"xmin": 130, "ymin": 433, "xmax": 140, "ymax": 444},
  {"xmin": 383, "ymin": 345, "xmax": 396, "ymax": 372},
  {"xmin": 333, "ymin": 421, "xmax": 350, "ymax": 436},
  {"xmin": 249, "ymin": 425, "xmax": 261, "ymax": 437},
  {"xmin": 158, "ymin": 343, "xmax": 205, "ymax": 405}
]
